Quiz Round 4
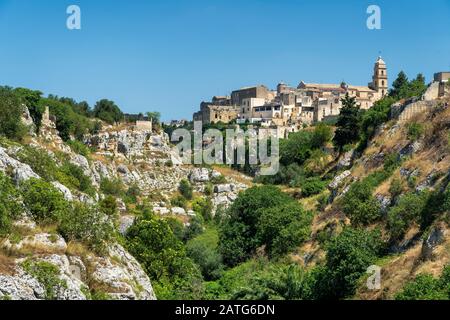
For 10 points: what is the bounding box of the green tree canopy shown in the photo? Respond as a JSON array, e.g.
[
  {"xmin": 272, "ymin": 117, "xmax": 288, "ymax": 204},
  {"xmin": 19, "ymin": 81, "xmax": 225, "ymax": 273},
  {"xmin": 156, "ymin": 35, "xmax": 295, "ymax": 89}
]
[{"xmin": 93, "ymin": 99, "xmax": 123, "ymax": 124}]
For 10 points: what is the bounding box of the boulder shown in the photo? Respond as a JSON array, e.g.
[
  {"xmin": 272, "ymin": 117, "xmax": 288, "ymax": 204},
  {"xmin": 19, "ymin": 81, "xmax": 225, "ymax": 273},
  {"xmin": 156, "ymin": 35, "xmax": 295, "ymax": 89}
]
[
  {"xmin": 51, "ymin": 181, "xmax": 74, "ymax": 202},
  {"xmin": 421, "ymin": 225, "xmax": 447, "ymax": 261}
]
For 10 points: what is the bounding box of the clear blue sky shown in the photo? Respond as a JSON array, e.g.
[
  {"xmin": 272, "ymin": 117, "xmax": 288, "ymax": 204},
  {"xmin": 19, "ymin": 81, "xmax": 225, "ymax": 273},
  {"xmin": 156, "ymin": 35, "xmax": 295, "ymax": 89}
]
[{"xmin": 1, "ymin": 0, "xmax": 449, "ymax": 121}]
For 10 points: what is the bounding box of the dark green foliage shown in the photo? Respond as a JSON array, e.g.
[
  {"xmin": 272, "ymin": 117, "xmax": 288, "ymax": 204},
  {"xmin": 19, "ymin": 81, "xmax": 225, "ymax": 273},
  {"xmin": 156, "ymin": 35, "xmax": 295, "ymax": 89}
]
[
  {"xmin": 146, "ymin": 111, "xmax": 161, "ymax": 125},
  {"xmin": 390, "ymin": 72, "xmax": 427, "ymax": 100},
  {"xmin": 407, "ymin": 122, "xmax": 424, "ymax": 141},
  {"xmin": 93, "ymin": 99, "xmax": 123, "ymax": 125},
  {"xmin": 170, "ymin": 195, "xmax": 187, "ymax": 209},
  {"xmin": 256, "ymin": 202, "xmax": 313, "ymax": 257},
  {"xmin": 0, "ymin": 172, "xmax": 21, "ymax": 235},
  {"xmin": 41, "ymin": 98, "xmax": 93, "ymax": 141},
  {"xmin": 311, "ymin": 123, "xmax": 333, "ymax": 149},
  {"xmin": 21, "ymin": 178, "xmax": 70, "ymax": 225},
  {"xmin": 124, "ymin": 184, "xmax": 140, "ymax": 204},
  {"xmin": 0, "ymin": 86, "xmax": 27, "ymax": 140},
  {"xmin": 219, "ymin": 186, "xmax": 311, "ymax": 266},
  {"xmin": 125, "ymin": 212, "xmax": 203, "ymax": 299},
  {"xmin": 342, "ymin": 180, "xmax": 381, "ymax": 225},
  {"xmin": 13, "ymin": 87, "xmax": 44, "ymax": 129},
  {"xmin": 388, "ymin": 192, "xmax": 429, "ymax": 240},
  {"xmin": 192, "ymin": 197, "xmax": 213, "ymax": 221},
  {"xmin": 17, "ymin": 146, "xmax": 57, "ymax": 181},
  {"xmin": 178, "ymin": 179, "xmax": 193, "ymax": 200},
  {"xmin": 98, "ymin": 195, "xmax": 118, "ymax": 217},
  {"xmin": 186, "ymin": 240, "xmax": 224, "ymax": 281},
  {"xmin": 279, "ymin": 131, "xmax": 314, "ymax": 166},
  {"xmin": 57, "ymin": 162, "xmax": 96, "ymax": 197},
  {"xmin": 183, "ymin": 215, "xmax": 204, "ymax": 241},
  {"xmin": 59, "ymin": 203, "xmax": 115, "ymax": 254},
  {"xmin": 333, "ymin": 94, "xmax": 361, "ymax": 152},
  {"xmin": 358, "ymin": 96, "xmax": 396, "ymax": 150},
  {"xmin": 301, "ymin": 177, "xmax": 327, "ymax": 197},
  {"xmin": 396, "ymin": 266, "xmax": 450, "ymax": 300},
  {"xmin": 311, "ymin": 228, "xmax": 384, "ymax": 300}
]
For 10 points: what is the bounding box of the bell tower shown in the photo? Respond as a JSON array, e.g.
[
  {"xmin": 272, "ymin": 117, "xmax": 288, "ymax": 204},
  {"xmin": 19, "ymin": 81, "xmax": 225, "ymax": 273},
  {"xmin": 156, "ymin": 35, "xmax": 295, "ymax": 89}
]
[{"xmin": 371, "ymin": 56, "xmax": 388, "ymax": 97}]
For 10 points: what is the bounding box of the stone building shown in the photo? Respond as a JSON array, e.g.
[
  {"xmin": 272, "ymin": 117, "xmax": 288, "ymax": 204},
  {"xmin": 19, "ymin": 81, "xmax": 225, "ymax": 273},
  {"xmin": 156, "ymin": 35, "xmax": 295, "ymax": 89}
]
[
  {"xmin": 193, "ymin": 102, "xmax": 239, "ymax": 124},
  {"xmin": 231, "ymin": 85, "xmax": 273, "ymax": 106}
]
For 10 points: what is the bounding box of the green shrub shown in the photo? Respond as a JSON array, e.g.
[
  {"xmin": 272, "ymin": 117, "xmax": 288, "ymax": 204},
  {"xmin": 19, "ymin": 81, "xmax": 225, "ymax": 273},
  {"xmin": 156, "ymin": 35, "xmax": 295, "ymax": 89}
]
[
  {"xmin": 407, "ymin": 122, "xmax": 424, "ymax": 141},
  {"xmin": 178, "ymin": 179, "xmax": 193, "ymax": 200},
  {"xmin": 21, "ymin": 178, "xmax": 70, "ymax": 225},
  {"xmin": 186, "ymin": 240, "xmax": 224, "ymax": 281},
  {"xmin": 170, "ymin": 195, "xmax": 187, "ymax": 209},
  {"xmin": 57, "ymin": 161, "xmax": 96, "ymax": 196},
  {"xmin": 387, "ymin": 192, "xmax": 429, "ymax": 240},
  {"xmin": 100, "ymin": 178, "xmax": 125, "ymax": 197},
  {"xmin": 301, "ymin": 177, "xmax": 327, "ymax": 197},
  {"xmin": 218, "ymin": 186, "xmax": 311, "ymax": 266},
  {"xmin": 0, "ymin": 86, "xmax": 28, "ymax": 141},
  {"xmin": 192, "ymin": 197, "xmax": 213, "ymax": 221},
  {"xmin": 312, "ymin": 228, "xmax": 384, "ymax": 300},
  {"xmin": 0, "ymin": 172, "xmax": 21, "ymax": 235},
  {"xmin": 125, "ymin": 213, "xmax": 203, "ymax": 299},
  {"xmin": 66, "ymin": 140, "xmax": 91, "ymax": 158},
  {"xmin": 342, "ymin": 180, "xmax": 381, "ymax": 225},
  {"xmin": 22, "ymin": 260, "xmax": 67, "ymax": 300},
  {"xmin": 17, "ymin": 146, "xmax": 58, "ymax": 181},
  {"xmin": 59, "ymin": 203, "xmax": 115, "ymax": 253},
  {"xmin": 124, "ymin": 184, "xmax": 140, "ymax": 204},
  {"xmin": 98, "ymin": 195, "xmax": 118, "ymax": 217},
  {"xmin": 257, "ymin": 202, "xmax": 313, "ymax": 257},
  {"xmin": 396, "ymin": 266, "xmax": 450, "ymax": 300},
  {"xmin": 93, "ymin": 99, "xmax": 123, "ymax": 125}
]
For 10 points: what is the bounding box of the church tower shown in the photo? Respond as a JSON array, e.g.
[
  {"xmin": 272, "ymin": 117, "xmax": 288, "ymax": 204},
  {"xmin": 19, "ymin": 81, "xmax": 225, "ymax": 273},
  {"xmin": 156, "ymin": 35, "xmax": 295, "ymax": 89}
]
[{"xmin": 370, "ymin": 56, "xmax": 388, "ymax": 97}]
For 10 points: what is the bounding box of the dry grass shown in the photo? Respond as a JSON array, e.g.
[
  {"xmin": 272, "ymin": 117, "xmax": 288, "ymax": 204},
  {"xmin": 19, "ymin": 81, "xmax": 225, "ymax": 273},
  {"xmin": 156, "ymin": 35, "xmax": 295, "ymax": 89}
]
[{"xmin": 0, "ymin": 251, "xmax": 16, "ymax": 275}]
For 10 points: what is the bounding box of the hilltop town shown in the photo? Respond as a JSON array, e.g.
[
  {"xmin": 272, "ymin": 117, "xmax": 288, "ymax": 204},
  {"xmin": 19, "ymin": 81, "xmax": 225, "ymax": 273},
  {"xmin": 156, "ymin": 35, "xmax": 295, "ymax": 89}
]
[{"xmin": 193, "ymin": 57, "xmax": 449, "ymax": 137}]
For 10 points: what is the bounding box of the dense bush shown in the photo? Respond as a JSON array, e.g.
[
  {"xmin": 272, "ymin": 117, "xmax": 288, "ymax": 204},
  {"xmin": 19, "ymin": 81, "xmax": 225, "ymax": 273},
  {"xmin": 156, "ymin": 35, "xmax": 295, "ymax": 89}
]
[
  {"xmin": 396, "ymin": 266, "xmax": 450, "ymax": 300},
  {"xmin": 93, "ymin": 99, "xmax": 123, "ymax": 125},
  {"xmin": 98, "ymin": 195, "xmax": 118, "ymax": 217},
  {"xmin": 191, "ymin": 197, "xmax": 213, "ymax": 221},
  {"xmin": 57, "ymin": 162, "xmax": 96, "ymax": 197},
  {"xmin": 178, "ymin": 179, "xmax": 193, "ymax": 200},
  {"xmin": 256, "ymin": 202, "xmax": 313, "ymax": 257},
  {"xmin": 125, "ymin": 212, "xmax": 203, "ymax": 299},
  {"xmin": 219, "ymin": 186, "xmax": 312, "ymax": 266},
  {"xmin": 387, "ymin": 192, "xmax": 429, "ymax": 240},
  {"xmin": 301, "ymin": 177, "xmax": 327, "ymax": 197},
  {"xmin": 59, "ymin": 203, "xmax": 115, "ymax": 253},
  {"xmin": 342, "ymin": 180, "xmax": 381, "ymax": 225},
  {"xmin": 17, "ymin": 146, "xmax": 57, "ymax": 181},
  {"xmin": 21, "ymin": 178, "xmax": 70, "ymax": 225},
  {"xmin": 22, "ymin": 260, "xmax": 67, "ymax": 300},
  {"xmin": 0, "ymin": 86, "xmax": 27, "ymax": 141},
  {"xmin": 186, "ymin": 240, "xmax": 224, "ymax": 281},
  {"xmin": 311, "ymin": 228, "xmax": 384, "ymax": 300},
  {"xmin": 0, "ymin": 172, "xmax": 21, "ymax": 235},
  {"xmin": 407, "ymin": 122, "xmax": 424, "ymax": 141}
]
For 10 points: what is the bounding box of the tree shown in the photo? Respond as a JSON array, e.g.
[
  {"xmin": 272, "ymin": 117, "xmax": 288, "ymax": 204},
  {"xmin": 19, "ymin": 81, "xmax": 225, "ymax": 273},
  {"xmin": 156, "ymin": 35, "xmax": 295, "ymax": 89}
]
[
  {"xmin": 312, "ymin": 228, "xmax": 384, "ymax": 299},
  {"xmin": 390, "ymin": 71, "xmax": 409, "ymax": 98},
  {"xmin": 21, "ymin": 178, "xmax": 71, "ymax": 225},
  {"xmin": 333, "ymin": 93, "xmax": 361, "ymax": 152},
  {"xmin": 218, "ymin": 186, "xmax": 311, "ymax": 266},
  {"xmin": 0, "ymin": 172, "xmax": 21, "ymax": 235},
  {"xmin": 0, "ymin": 87, "xmax": 27, "ymax": 140},
  {"xmin": 146, "ymin": 111, "xmax": 161, "ymax": 125},
  {"xmin": 256, "ymin": 202, "xmax": 313, "ymax": 257},
  {"xmin": 93, "ymin": 99, "xmax": 123, "ymax": 124},
  {"xmin": 311, "ymin": 123, "xmax": 332, "ymax": 149}
]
